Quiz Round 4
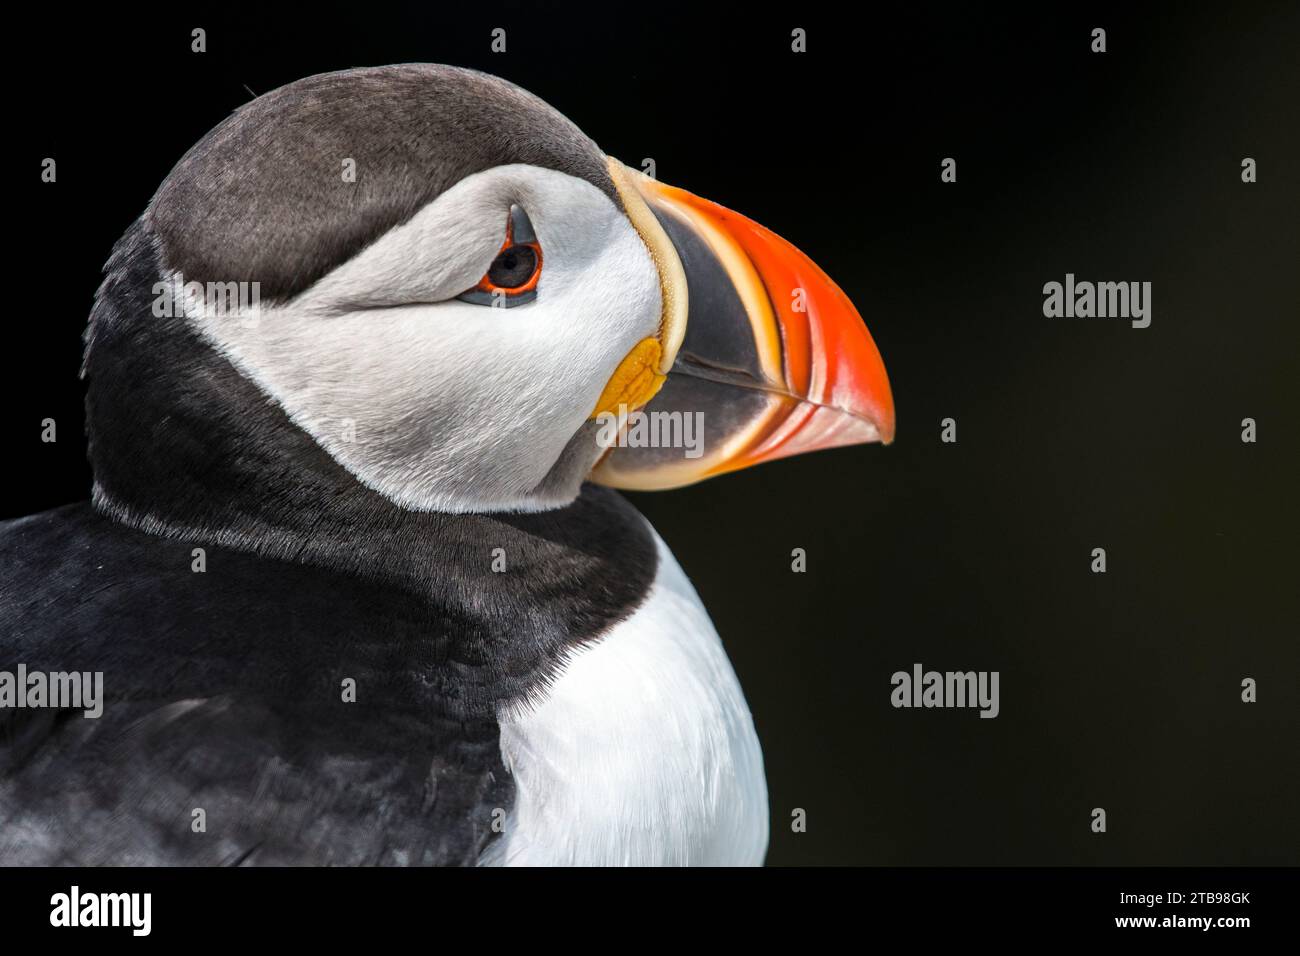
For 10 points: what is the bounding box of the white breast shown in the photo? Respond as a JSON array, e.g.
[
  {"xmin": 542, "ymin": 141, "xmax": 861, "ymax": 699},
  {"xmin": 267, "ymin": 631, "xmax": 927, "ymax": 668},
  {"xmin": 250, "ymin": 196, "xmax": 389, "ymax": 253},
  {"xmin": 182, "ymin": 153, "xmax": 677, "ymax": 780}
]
[{"xmin": 478, "ymin": 529, "xmax": 769, "ymax": 866}]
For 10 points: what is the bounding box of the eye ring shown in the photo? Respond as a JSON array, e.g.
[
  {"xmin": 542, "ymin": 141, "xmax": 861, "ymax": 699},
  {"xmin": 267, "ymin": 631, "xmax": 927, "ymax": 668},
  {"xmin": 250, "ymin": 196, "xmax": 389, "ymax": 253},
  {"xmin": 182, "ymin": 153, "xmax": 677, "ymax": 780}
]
[
  {"xmin": 458, "ymin": 206, "xmax": 542, "ymax": 308},
  {"xmin": 479, "ymin": 241, "xmax": 541, "ymax": 294}
]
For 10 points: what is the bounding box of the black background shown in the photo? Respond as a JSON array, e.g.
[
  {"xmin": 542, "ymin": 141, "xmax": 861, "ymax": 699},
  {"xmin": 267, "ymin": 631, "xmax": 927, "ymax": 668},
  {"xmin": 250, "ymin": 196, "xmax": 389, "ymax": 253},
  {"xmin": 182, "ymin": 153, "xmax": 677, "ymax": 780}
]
[{"xmin": 6, "ymin": 2, "xmax": 1298, "ymax": 866}]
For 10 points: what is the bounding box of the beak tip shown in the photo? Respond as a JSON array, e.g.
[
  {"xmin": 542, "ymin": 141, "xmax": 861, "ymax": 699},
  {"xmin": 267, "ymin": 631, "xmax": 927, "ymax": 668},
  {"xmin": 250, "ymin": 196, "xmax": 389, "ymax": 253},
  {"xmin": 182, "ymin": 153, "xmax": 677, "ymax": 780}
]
[{"xmin": 876, "ymin": 402, "xmax": 896, "ymax": 446}]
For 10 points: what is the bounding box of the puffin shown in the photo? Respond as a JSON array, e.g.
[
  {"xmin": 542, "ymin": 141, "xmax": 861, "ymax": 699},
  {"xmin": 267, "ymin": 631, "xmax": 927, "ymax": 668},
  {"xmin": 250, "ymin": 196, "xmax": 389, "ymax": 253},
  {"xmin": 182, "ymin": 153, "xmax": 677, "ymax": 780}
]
[{"xmin": 0, "ymin": 64, "xmax": 893, "ymax": 866}]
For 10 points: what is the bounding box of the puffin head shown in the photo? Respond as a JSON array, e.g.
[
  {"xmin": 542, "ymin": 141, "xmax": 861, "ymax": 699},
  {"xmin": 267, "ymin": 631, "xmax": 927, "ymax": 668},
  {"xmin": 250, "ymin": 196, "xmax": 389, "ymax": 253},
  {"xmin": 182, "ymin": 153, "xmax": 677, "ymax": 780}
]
[{"xmin": 85, "ymin": 65, "xmax": 893, "ymax": 519}]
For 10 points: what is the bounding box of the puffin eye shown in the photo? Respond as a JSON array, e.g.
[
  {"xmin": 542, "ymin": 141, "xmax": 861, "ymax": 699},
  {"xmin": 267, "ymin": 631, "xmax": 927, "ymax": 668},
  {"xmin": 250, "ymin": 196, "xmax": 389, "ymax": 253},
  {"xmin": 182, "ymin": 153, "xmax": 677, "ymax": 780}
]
[
  {"xmin": 487, "ymin": 245, "xmax": 538, "ymax": 289},
  {"xmin": 458, "ymin": 205, "xmax": 542, "ymax": 308}
]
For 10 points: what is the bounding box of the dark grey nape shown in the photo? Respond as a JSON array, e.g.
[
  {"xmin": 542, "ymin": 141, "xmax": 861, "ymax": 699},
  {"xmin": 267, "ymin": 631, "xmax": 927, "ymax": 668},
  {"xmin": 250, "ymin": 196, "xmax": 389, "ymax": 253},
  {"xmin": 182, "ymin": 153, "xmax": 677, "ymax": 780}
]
[{"xmin": 150, "ymin": 64, "xmax": 621, "ymax": 302}]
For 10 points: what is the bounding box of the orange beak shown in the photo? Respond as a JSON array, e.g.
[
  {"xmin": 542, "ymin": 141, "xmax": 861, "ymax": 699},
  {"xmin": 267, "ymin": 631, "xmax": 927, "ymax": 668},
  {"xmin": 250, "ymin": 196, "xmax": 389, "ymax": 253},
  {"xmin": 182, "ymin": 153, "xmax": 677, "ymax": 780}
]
[{"xmin": 591, "ymin": 161, "xmax": 895, "ymax": 491}]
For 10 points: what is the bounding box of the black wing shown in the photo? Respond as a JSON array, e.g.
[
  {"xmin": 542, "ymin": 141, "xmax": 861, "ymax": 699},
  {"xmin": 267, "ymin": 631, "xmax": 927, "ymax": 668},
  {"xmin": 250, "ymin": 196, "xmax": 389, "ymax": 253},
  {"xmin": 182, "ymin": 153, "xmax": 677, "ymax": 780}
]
[{"xmin": 0, "ymin": 504, "xmax": 510, "ymax": 865}]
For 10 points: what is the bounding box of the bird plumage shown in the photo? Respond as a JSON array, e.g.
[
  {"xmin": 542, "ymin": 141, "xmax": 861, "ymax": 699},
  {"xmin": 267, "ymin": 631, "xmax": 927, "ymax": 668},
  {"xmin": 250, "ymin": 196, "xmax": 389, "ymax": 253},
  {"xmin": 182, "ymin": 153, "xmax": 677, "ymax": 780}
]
[{"xmin": 1, "ymin": 62, "xmax": 893, "ymax": 866}]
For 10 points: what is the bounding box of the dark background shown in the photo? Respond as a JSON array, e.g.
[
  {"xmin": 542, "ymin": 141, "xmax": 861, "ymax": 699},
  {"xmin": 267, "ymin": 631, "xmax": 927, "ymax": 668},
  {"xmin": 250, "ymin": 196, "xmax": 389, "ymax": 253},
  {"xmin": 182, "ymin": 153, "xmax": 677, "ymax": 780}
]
[{"xmin": 6, "ymin": 3, "xmax": 1298, "ymax": 865}]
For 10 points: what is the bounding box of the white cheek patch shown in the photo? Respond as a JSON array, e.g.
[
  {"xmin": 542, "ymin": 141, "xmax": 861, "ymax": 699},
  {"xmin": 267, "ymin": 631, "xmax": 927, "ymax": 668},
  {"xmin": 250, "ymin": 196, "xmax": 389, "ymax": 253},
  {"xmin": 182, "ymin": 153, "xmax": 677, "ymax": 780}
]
[{"xmin": 183, "ymin": 164, "xmax": 663, "ymax": 514}]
